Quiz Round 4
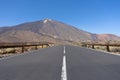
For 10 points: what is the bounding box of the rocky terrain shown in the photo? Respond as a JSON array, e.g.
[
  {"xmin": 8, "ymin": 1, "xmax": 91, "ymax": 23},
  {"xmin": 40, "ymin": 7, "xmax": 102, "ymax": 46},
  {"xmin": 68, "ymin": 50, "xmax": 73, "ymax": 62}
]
[{"xmin": 0, "ymin": 18, "xmax": 120, "ymax": 44}]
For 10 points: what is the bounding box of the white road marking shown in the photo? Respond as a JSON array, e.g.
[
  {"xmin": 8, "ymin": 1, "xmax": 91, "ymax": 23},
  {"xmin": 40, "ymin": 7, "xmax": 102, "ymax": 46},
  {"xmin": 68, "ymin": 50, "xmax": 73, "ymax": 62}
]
[{"xmin": 61, "ymin": 46, "xmax": 67, "ymax": 80}]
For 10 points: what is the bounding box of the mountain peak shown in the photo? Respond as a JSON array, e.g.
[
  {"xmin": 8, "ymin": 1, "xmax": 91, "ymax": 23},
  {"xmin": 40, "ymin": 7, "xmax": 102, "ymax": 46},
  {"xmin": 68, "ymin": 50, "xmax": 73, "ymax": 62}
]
[
  {"xmin": 43, "ymin": 18, "xmax": 52, "ymax": 23},
  {"xmin": 0, "ymin": 19, "xmax": 120, "ymax": 43}
]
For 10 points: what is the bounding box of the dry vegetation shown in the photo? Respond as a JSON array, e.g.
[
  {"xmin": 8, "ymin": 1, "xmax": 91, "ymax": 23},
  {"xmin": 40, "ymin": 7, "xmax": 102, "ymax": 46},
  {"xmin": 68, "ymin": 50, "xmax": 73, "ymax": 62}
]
[
  {"xmin": 93, "ymin": 46, "xmax": 120, "ymax": 53},
  {"xmin": 81, "ymin": 40, "xmax": 120, "ymax": 54},
  {"xmin": 0, "ymin": 45, "xmax": 48, "ymax": 58}
]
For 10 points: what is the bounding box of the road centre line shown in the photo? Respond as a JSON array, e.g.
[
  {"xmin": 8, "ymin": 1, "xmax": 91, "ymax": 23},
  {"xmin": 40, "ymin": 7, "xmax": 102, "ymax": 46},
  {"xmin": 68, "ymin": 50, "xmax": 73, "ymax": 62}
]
[{"xmin": 61, "ymin": 46, "xmax": 67, "ymax": 80}]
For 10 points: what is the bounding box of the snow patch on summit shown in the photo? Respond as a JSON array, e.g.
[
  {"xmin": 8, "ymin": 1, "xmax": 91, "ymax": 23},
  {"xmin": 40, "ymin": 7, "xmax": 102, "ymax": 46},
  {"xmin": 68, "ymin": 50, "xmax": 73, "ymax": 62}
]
[
  {"xmin": 43, "ymin": 18, "xmax": 52, "ymax": 23},
  {"xmin": 43, "ymin": 20, "xmax": 48, "ymax": 23}
]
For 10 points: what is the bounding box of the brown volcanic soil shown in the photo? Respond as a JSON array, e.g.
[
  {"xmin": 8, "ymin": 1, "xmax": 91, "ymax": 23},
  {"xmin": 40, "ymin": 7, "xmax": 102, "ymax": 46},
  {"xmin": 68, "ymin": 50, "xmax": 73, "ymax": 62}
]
[{"xmin": 0, "ymin": 19, "xmax": 120, "ymax": 44}]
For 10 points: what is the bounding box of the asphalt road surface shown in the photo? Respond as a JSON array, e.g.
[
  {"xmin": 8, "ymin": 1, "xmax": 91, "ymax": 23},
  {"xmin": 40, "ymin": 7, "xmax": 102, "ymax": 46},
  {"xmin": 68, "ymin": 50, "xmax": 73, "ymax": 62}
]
[{"xmin": 0, "ymin": 45, "xmax": 120, "ymax": 80}]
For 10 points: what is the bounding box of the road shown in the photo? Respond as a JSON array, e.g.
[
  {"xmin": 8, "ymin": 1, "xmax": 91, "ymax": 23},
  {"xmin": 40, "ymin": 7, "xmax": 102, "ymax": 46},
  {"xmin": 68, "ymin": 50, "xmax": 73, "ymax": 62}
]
[{"xmin": 0, "ymin": 45, "xmax": 120, "ymax": 80}]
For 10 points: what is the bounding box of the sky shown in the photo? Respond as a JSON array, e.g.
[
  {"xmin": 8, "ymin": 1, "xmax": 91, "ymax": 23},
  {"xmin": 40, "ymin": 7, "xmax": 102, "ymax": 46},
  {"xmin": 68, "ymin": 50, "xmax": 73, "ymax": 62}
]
[{"xmin": 0, "ymin": 0, "xmax": 120, "ymax": 36}]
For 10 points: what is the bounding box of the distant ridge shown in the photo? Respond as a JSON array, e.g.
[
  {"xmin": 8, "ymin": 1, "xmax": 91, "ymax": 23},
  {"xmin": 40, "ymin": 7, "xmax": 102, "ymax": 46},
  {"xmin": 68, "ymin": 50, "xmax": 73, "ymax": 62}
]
[{"xmin": 0, "ymin": 18, "xmax": 120, "ymax": 44}]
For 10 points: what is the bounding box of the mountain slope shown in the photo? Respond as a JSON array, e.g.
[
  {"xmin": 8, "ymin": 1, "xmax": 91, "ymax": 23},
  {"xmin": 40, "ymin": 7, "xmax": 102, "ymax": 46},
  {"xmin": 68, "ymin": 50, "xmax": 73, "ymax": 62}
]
[
  {"xmin": 96, "ymin": 34, "xmax": 120, "ymax": 41},
  {"xmin": 0, "ymin": 19, "xmax": 120, "ymax": 43}
]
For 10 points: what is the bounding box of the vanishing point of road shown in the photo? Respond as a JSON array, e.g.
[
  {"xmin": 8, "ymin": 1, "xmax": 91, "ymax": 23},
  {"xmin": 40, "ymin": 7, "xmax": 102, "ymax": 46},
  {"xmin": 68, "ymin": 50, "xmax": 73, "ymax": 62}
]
[{"xmin": 0, "ymin": 45, "xmax": 120, "ymax": 80}]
